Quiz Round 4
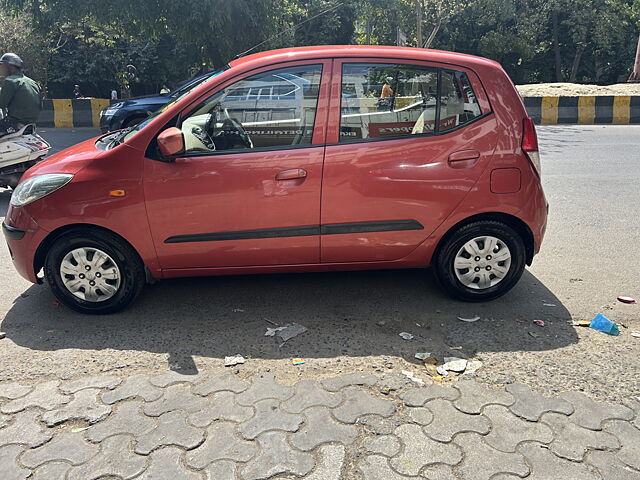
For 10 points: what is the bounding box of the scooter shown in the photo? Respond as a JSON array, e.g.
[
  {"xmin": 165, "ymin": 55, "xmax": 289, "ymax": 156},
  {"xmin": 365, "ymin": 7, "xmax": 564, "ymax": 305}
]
[{"xmin": 0, "ymin": 110, "xmax": 50, "ymax": 189}]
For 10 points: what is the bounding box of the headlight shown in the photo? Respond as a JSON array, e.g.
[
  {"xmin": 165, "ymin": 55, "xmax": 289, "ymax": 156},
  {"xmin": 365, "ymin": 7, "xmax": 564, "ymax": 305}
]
[
  {"xmin": 11, "ymin": 174, "xmax": 74, "ymax": 207},
  {"xmin": 103, "ymin": 102, "xmax": 125, "ymax": 116}
]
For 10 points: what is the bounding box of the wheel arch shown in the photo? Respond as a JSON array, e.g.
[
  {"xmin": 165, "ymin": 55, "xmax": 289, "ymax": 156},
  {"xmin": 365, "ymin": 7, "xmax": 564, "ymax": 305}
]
[
  {"xmin": 34, "ymin": 223, "xmax": 151, "ymax": 282},
  {"xmin": 433, "ymin": 212, "xmax": 535, "ymax": 266}
]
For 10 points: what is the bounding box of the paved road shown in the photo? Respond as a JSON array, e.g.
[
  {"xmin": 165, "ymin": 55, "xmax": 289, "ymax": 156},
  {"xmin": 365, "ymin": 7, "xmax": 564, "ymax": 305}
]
[
  {"xmin": 0, "ymin": 126, "xmax": 639, "ymax": 479},
  {"xmin": 0, "ymin": 126, "xmax": 638, "ymax": 401},
  {"xmin": 1, "ymin": 372, "xmax": 639, "ymax": 479}
]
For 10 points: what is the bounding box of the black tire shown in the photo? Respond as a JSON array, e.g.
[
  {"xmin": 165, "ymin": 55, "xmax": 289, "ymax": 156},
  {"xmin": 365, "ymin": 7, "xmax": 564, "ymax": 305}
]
[
  {"xmin": 433, "ymin": 220, "xmax": 526, "ymax": 302},
  {"xmin": 44, "ymin": 229, "xmax": 145, "ymax": 314}
]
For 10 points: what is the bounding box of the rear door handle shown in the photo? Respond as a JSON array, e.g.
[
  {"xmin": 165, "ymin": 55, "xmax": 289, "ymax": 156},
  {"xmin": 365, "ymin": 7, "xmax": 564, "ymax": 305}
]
[
  {"xmin": 448, "ymin": 150, "xmax": 481, "ymax": 168},
  {"xmin": 276, "ymin": 169, "xmax": 307, "ymax": 181},
  {"xmin": 448, "ymin": 150, "xmax": 481, "ymax": 163}
]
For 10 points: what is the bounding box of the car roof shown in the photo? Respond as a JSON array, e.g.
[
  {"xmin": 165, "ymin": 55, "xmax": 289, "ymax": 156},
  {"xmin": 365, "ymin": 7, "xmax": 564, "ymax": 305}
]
[{"xmin": 229, "ymin": 45, "xmax": 501, "ymax": 71}]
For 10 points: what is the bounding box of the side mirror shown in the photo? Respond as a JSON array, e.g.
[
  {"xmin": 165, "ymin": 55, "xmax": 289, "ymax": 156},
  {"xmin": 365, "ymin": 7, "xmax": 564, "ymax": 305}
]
[{"xmin": 157, "ymin": 127, "xmax": 185, "ymax": 158}]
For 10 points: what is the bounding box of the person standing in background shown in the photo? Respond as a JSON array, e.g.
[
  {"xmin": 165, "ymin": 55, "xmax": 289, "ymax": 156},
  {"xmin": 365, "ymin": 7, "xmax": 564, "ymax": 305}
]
[{"xmin": 73, "ymin": 84, "xmax": 82, "ymax": 99}]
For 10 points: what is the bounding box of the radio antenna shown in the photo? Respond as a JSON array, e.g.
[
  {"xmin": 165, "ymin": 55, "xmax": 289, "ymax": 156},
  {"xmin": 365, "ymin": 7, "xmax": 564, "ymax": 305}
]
[{"xmin": 235, "ymin": 1, "xmax": 345, "ymax": 59}]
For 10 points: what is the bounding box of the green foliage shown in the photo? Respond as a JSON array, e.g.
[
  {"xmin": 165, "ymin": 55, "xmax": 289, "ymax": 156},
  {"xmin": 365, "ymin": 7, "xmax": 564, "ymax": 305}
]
[
  {"xmin": 0, "ymin": 10, "xmax": 47, "ymax": 82},
  {"xmin": 1, "ymin": 0, "xmax": 638, "ymax": 96}
]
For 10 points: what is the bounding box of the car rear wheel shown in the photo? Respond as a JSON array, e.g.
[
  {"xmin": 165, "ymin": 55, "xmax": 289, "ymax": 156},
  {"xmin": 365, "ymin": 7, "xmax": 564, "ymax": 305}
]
[
  {"xmin": 433, "ymin": 221, "xmax": 526, "ymax": 302},
  {"xmin": 44, "ymin": 229, "xmax": 145, "ymax": 314}
]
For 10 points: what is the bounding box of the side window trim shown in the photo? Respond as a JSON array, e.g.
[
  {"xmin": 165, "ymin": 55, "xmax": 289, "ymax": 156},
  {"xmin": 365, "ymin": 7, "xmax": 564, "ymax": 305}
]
[
  {"xmin": 324, "ymin": 112, "xmax": 493, "ymax": 147},
  {"xmin": 435, "ymin": 69, "xmax": 442, "ymax": 134}
]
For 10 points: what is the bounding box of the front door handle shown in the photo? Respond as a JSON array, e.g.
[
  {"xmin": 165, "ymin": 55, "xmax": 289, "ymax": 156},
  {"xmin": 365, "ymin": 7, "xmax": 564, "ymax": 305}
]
[
  {"xmin": 448, "ymin": 150, "xmax": 480, "ymax": 168},
  {"xmin": 276, "ymin": 169, "xmax": 307, "ymax": 181}
]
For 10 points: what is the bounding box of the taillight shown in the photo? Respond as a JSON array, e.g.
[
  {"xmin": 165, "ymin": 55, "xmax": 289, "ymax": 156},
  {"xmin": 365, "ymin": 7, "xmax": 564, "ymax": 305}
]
[{"xmin": 522, "ymin": 117, "xmax": 541, "ymax": 176}]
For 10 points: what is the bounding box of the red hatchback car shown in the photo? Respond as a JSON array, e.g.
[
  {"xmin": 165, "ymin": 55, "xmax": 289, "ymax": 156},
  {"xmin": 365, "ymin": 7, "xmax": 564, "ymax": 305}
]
[{"xmin": 3, "ymin": 46, "xmax": 547, "ymax": 314}]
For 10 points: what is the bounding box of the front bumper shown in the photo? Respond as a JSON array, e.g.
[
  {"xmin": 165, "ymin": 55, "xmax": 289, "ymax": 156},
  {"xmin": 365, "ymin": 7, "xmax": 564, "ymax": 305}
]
[
  {"xmin": 3, "ymin": 206, "xmax": 49, "ymax": 284},
  {"xmin": 2, "ymin": 222, "xmax": 25, "ymax": 240}
]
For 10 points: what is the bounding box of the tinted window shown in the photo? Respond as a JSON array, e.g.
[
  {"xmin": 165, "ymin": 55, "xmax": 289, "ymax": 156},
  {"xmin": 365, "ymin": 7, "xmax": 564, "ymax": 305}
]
[
  {"xmin": 339, "ymin": 63, "xmax": 483, "ymax": 142},
  {"xmin": 340, "ymin": 63, "xmax": 437, "ymax": 142},
  {"xmin": 439, "ymin": 70, "xmax": 482, "ymax": 132},
  {"xmin": 180, "ymin": 65, "xmax": 323, "ymax": 153}
]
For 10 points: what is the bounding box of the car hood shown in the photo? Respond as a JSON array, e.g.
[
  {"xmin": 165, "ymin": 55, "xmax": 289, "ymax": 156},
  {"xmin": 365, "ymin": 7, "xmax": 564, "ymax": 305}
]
[
  {"xmin": 117, "ymin": 95, "xmax": 169, "ymax": 108},
  {"xmin": 22, "ymin": 136, "xmax": 109, "ymax": 179}
]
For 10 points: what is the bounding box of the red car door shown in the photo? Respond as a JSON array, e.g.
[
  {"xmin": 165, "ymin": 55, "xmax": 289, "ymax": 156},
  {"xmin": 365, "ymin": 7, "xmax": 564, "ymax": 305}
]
[
  {"xmin": 143, "ymin": 60, "xmax": 331, "ymax": 270},
  {"xmin": 320, "ymin": 58, "xmax": 498, "ymax": 263}
]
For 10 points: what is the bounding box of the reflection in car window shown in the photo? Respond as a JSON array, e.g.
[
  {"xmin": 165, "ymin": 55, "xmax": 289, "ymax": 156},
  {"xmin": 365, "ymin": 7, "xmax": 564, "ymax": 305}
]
[
  {"xmin": 439, "ymin": 70, "xmax": 482, "ymax": 132},
  {"xmin": 179, "ymin": 65, "xmax": 322, "ymax": 154},
  {"xmin": 339, "ymin": 63, "xmax": 482, "ymax": 142},
  {"xmin": 120, "ymin": 68, "xmax": 226, "ymax": 144}
]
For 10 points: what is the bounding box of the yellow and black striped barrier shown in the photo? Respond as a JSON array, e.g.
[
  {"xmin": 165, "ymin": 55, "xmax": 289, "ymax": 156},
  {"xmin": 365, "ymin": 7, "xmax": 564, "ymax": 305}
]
[
  {"xmin": 39, "ymin": 99, "xmax": 112, "ymax": 128},
  {"xmin": 39, "ymin": 96, "xmax": 640, "ymax": 128},
  {"xmin": 523, "ymin": 96, "xmax": 640, "ymax": 124}
]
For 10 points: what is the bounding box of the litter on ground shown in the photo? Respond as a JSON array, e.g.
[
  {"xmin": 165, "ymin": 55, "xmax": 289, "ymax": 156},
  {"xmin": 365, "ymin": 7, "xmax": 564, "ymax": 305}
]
[
  {"xmin": 543, "ymin": 303, "xmax": 557, "ymax": 307},
  {"xmin": 463, "ymin": 360, "xmax": 483, "ymax": 375},
  {"xmin": 443, "ymin": 357, "xmax": 468, "ymax": 373},
  {"xmin": 414, "ymin": 352, "xmax": 431, "ymax": 361},
  {"xmin": 617, "ymin": 296, "xmax": 637, "ymax": 304},
  {"xmin": 291, "ymin": 358, "xmax": 305, "ymax": 365},
  {"xmin": 224, "ymin": 355, "xmax": 246, "ymax": 367},
  {"xmin": 533, "ymin": 320, "xmax": 545, "ymax": 327},
  {"xmin": 571, "ymin": 320, "xmax": 592, "ymax": 327},
  {"xmin": 590, "ymin": 314, "xmax": 620, "ymax": 336},
  {"xmin": 399, "ymin": 332, "xmax": 414, "ymax": 340},
  {"xmin": 276, "ymin": 323, "xmax": 307, "ymax": 343},
  {"xmin": 631, "ymin": 331, "xmax": 640, "ymax": 338},
  {"xmin": 457, "ymin": 316, "xmax": 480, "ymax": 323},
  {"xmin": 401, "ymin": 370, "xmax": 425, "ymax": 386},
  {"xmin": 424, "ymin": 364, "xmax": 439, "ymax": 376},
  {"xmin": 265, "ymin": 326, "xmax": 287, "ymax": 337}
]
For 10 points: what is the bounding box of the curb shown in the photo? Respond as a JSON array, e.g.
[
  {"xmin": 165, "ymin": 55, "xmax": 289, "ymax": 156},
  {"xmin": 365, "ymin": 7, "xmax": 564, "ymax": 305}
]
[
  {"xmin": 39, "ymin": 99, "xmax": 112, "ymax": 128},
  {"xmin": 523, "ymin": 96, "xmax": 640, "ymax": 124},
  {"xmin": 37, "ymin": 96, "xmax": 640, "ymax": 128}
]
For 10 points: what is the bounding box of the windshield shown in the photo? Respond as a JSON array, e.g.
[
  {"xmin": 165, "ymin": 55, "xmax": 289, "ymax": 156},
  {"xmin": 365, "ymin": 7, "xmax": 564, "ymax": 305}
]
[
  {"xmin": 169, "ymin": 72, "xmax": 216, "ymax": 98},
  {"xmin": 117, "ymin": 67, "xmax": 227, "ymax": 145}
]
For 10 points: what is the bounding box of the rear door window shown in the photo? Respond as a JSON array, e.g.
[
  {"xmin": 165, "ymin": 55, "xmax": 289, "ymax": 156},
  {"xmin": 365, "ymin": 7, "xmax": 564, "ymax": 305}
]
[{"xmin": 339, "ymin": 63, "xmax": 484, "ymax": 142}]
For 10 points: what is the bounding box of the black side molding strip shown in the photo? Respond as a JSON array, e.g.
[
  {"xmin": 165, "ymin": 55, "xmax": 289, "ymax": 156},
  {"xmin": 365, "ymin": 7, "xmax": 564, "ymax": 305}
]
[
  {"xmin": 321, "ymin": 220, "xmax": 423, "ymax": 235},
  {"xmin": 2, "ymin": 222, "xmax": 25, "ymax": 241},
  {"xmin": 164, "ymin": 220, "xmax": 424, "ymax": 244},
  {"xmin": 165, "ymin": 225, "xmax": 320, "ymax": 244}
]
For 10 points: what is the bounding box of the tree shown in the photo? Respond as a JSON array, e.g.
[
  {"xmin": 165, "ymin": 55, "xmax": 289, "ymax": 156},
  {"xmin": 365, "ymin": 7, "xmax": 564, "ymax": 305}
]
[
  {"xmin": 293, "ymin": 0, "xmax": 357, "ymax": 46},
  {"xmin": 0, "ymin": 10, "xmax": 48, "ymax": 82}
]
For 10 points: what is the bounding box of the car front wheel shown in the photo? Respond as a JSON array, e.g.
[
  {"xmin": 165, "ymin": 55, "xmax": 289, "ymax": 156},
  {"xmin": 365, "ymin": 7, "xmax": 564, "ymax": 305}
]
[
  {"xmin": 433, "ymin": 221, "xmax": 526, "ymax": 302},
  {"xmin": 44, "ymin": 229, "xmax": 145, "ymax": 314}
]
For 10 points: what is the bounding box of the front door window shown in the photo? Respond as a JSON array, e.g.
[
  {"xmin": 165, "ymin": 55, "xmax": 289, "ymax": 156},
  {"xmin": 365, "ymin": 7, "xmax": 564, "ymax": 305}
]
[{"xmin": 179, "ymin": 65, "xmax": 323, "ymax": 153}]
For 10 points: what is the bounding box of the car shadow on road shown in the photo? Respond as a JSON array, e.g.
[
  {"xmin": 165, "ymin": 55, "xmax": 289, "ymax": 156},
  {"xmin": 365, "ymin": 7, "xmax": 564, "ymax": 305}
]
[{"xmin": 1, "ymin": 268, "xmax": 577, "ymax": 374}]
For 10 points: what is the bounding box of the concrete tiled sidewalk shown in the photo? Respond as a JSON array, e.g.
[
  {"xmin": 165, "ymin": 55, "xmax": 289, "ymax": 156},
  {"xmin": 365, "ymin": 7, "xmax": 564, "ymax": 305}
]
[{"xmin": 0, "ymin": 371, "xmax": 639, "ymax": 479}]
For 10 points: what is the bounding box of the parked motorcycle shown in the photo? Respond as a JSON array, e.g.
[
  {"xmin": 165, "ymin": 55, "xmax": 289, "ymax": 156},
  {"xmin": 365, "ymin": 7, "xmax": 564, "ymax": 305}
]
[{"xmin": 0, "ymin": 110, "xmax": 50, "ymax": 189}]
